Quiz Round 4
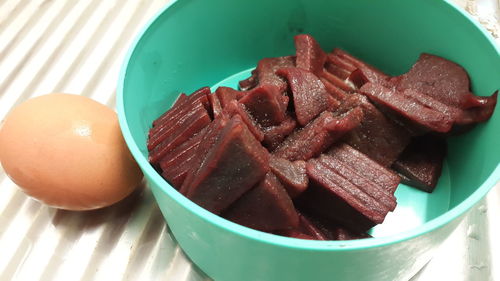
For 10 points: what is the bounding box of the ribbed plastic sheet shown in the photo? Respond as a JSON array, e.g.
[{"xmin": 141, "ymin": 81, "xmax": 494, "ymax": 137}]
[{"xmin": 0, "ymin": 1, "xmax": 498, "ymax": 280}]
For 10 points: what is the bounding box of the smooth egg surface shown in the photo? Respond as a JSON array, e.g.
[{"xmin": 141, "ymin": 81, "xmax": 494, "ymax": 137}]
[{"xmin": 0, "ymin": 93, "xmax": 143, "ymax": 210}]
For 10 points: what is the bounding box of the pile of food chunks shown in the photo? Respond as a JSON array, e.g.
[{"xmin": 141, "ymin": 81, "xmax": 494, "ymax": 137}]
[{"xmin": 147, "ymin": 34, "xmax": 497, "ymax": 240}]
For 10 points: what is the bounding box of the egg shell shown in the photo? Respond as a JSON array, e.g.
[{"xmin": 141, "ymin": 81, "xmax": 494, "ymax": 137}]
[{"xmin": 0, "ymin": 93, "xmax": 143, "ymax": 210}]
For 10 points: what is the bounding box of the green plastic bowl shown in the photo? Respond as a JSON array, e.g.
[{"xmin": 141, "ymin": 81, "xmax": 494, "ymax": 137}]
[{"xmin": 117, "ymin": 0, "xmax": 500, "ymax": 280}]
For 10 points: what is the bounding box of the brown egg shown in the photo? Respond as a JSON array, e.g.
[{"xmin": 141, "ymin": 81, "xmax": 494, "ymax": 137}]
[{"xmin": 0, "ymin": 93, "xmax": 143, "ymax": 210}]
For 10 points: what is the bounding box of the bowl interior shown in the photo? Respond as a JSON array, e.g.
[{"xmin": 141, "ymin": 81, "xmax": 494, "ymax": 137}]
[{"xmin": 119, "ymin": 0, "xmax": 500, "ymax": 242}]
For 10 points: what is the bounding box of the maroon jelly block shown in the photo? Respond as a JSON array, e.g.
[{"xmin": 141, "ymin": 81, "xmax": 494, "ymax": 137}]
[
  {"xmin": 276, "ymin": 211, "xmax": 328, "ymax": 240},
  {"xmin": 149, "ymin": 95, "xmax": 207, "ymax": 138},
  {"xmin": 344, "ymin": 94, "xmax": 410, "ymax": 167},
  {"xmin": 262, "ymin": 115, "xmax": 298, "ymax": 151},
  {"xmin": 269, "ymin": 156, "xmax": 308, "ymax": 198},
  {"xmin": 148, "ymin": 101, "xmax": 205, "ymax": 148},
  {"xmin": 255, "ymin": 56, "xmax": 295, "ymax": 93},
  {"xmin": 208, "ymin": 93, "xmax": 223, "ymax": 119},
  {"xmin": 152, "ymin": 87, "xmax": 210, "ymax": 128},
  {"xmin": 320, "ymin": 77, "xmax": 349, "ymax": 101},
  {"xmin": 179, "ymin": 116, "xmax": 228, "ymax": 196},
  {"xmin": 224, "ymin": 100, "xmax": 265, "ymax": 142},
  {"xmin": 332, "ymin": 93, "xmax": 366, "ymax": 115},
  {"xmin": 277, "ymin": 67, "xmax": 337, "ymax": 126},
  {"xmin": 172, "ymin": 93, "xmax": 188, "ymax": 108},
  {"xmin": 394, "ymin": 54, "xmax": 498, "ymax": 128},
  {"xmin": 148, "ymin": 88, "xmax": 211, "ymax": 138},
  {"xmin": 325, "ymin": 62, "xmax": 351, "ymax": 80},
  {"xmin": 316, "ymin": 155, "xmax": 397, "ymax": 211},
  {"xmin": 148, "ymin": 105, "xmax": 211, "ymax": 164},
  {"xmin": 297, "ymin": 210, "xmax": 371, "ymax": 240},
  {"xmin": 399, "ymin": 87, "xmax": 463, "ymax": 120},
  {"xmin": 327, "ymin": 143, "xmax": 400, "ymax": 194},
  {"xmin": 360, "ymin": 82, "xmax": 455, "ymax": 133},
  {"xmin": 159, "ymin": 127, "xmax": 208, "ymax": 188},
  {"xmin": 215, "ymin": 86, "xmax": 246, "ymax": 108},
  {"xmin": 318, "ymin": 70, "xmax": 355, "ymax": 93},
  {"xmin": 457, "ymin": 91, "xmax": 498, "ymax": 126},
  {"xmin": 273, "ymin": 108, "xmax": 364, "ymax": 161},
  {"xmin": 348, "ymin": 69, "xmax": 369, "ymax": 89},
  {"xmin": 301, "ymin": 157, "xmax": 393, "ymax": 232},
  {"xmin": 326, "ymin": 53, "xmax": 357, "ymax": 72},
  {"xmin": 239, "ymin": 69, "xmax": 258, "ymax": 91},
  {"xmin": 392, "ymin": 135, "xmax": 446, "ymax": 192},
  {"xmin": 332, "ymin": 48, "xmax": 389, "ymax": 85},
  {"xmin": 185, "ymin": 115, "xmax": 270, "ymax": 214},
  {"xmin": 295, "ymin": 212, "xmax": 328, "ymax": 240},
  {"xmin": 159, "ymin": 128, "xmax": 205, "ymax": 171},
  {"xmin": 294, "ymin": 34, "xmax": 327, "ymax": 76},
  {"xmin": 162, "ymin": 152, "xmax": 197, "ymax": 188},
  {"xmin": 396, "ymin": 53, "xmax": 471, "ymax": 107},
  {"xmin": 238, "ymin": 84, "xmax": 287, "ymax": 127},
  {"xmin": 223, "ymin": 173, "xmax": 299, "ymax": 232},
  {"xmin": 332, "ymin": 226, "xmax": 372, "ymax": 240}
]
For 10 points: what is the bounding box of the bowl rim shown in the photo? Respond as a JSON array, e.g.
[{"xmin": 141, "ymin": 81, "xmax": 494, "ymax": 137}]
[{"xmin": 117, "ymin": 0, "xmax": 500, "ymax": 251}]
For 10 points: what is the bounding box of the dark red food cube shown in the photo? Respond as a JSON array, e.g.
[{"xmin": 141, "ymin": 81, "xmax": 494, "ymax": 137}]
[
  {"xmin": 326, "ymin": 53, "xmax": 357, "ymax": 73},
  {"xmin": 394, "ymin": 53, "xmax": 497, "ymax": 129},
  {"xmin": 318, "ymin": 70, "xmax": 355, "ymax": 93},
  {"xmin": 255, "ymin": 56, "xmax": 296, "ymax": 93},
  {"xmin": 294, "ymin": 34, "xmax": 327, "ymax": 76},
  {"xmin": 392, "ymin": 135, "xmax": 447, "ymax": 192},
  {"xmin": 325, "ymin": 62, "xmax": 351, "ymax": 80},
  {"xmin": 320, "ymin": 77, "xmax": 349, "ymax": 101},
  {"xmin": 207, "ymin": 93, "xmax": 223, "ymax": 119},
  {"xmin": 269, "ymin": 156, "xmax": 308, "ymax": 198},
  {"xmin": 239, "ymin": 69, "xmax": 258, "ymax": 91},
  {"xmin": 344, "ymin": 94, "xmax": 411, "ymax": 167},
  {"xmin": 332, "ymin": 48, "xmax": 389, "ymax": 85},
  {"xmin": 262, "ymin": 115, "xmax": 298, "ymax": 151},
  {"xmin": 180, "ymin": 115, "xmax": 229, "ymax": 195},
  {"xmin": 277, "ymin": 67, "xmax": 338, "ymax": 126},
  {"xmin": 184, "ymin": 115, "xmax": 270, "ymax": 214},
  {"xmin": 347, "ymin": 69, "xmax": 369, "ymax": 89},
  {"xmin": 300, "ymin": 155, "xmax": 395, "ymax": 232},
  {"xmin": 148, "ymin": 104, "xmax": 211, "ymax": 164},
  {"xmin": 457, "ymin": 91, "xmax": 497, "ymax": 126},
  {"xmin": 159, "ymin": 126, "xmax": 208, "ymax": 188},
  {"xmin": 149, "ymin": 101, "xmax": 205, "ymax": 149},
  {"xmin": 316, "ymin": 154, "xmax": 397, "ymax": 210},
  {"xmin": 299, "ymin": 211, "xmax": 371, "ymax": 240},
  {"xmin": 215, "ymin": 86, "xmax": 246, "ymax": 108},
  {"xmin": 223, "ymin": 173, "xmax": 299, "ymax": 232},
  {"xmin": 332, "ymin": 226, "xmax": 372, "ymax": 240},
  {"xmin": 151, "ymin": 87, "xmax": 210, "ymax": 128},
  {"xmin": 149, "ymin": 95, "xmax": 208, "ymax": 140},
  {"xmin": 223, "ymin": 100, "xmax": 264, "ymax": 142},
  {"xmin": 327, "ymin": 143, "xmax": 400, "ymax": 194},
  {"xmin": 396, "ymin": 53, "xmax": 471, "ymax": 107},
  {"xmin": 273, "ymin": 108, "xmax": 364, "ymax": 161},
  {"xmin": 276, "ymin": 212, "xmax": 327, "ymax": 240},
  {"xmin": 360, "ymin": 82, "xmax": 456, "ymax": 133},
  {"xmin": 161, "ymin": 152, "xmax": 197, "ymax": 188},
  {"xmin": 238, "ymin": 84, "xmax": 287, "ymax": 127},
  {"xmin": 172, "ymin": 93, "xmax": 188, "ymax": 108}
]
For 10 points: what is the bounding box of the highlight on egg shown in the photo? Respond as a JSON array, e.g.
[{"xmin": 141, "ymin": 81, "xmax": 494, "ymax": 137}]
[{"xmin": 0, "ymin": 93, "xmax": 143, "ymax": 211}]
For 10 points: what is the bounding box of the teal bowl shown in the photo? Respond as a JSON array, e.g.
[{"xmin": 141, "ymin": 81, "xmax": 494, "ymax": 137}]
[{"xmin": 117, "ymin": 0, "xmax": 500, "ymax": 280}]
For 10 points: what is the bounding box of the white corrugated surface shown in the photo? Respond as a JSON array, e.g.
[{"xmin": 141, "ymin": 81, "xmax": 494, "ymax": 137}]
[{"xmin": 0, "ymin": 1, "xmax": 498, "ymax": 281}]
